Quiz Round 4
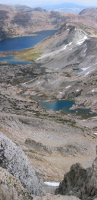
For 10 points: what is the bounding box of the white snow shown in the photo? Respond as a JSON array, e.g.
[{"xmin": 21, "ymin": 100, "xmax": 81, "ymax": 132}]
[
  {"xmin": 82, "ymin": 62, "xmax": 97, "ymax": 72},
  {"xmin": 93, "ymin": 133, "xmax": 97, "ymax": 135},
  {"xmin": 37, "ymin": 42, "xmax": 73, "ymax": 61},
  {"xmin": 66, "ymin": 85, "xmax": 71, "ymax": 89},
  {"xmin": 92, "ymin": 89, "xmax": 97, "ymax": 93},
  {"xmin": 81, "ymin": 67, "xmax": 90, "ymax": 71},
  {"xmin": 63, "ymin": 42, "xmax": 72, "ymax": 50},
  {"xmin": 44, "ymin": 182, "xmax": 60, "ymax": 186},
  {"xmin": 84, "ymin": 69, "xmax": 94, "ymax": 76},
  {"xmin": 76, "ymin": 89, "xmax": 80, "ymax": 92},
  {"xmin": 77, "ymin": 36, "xmax": 87, "ymax": 45}
]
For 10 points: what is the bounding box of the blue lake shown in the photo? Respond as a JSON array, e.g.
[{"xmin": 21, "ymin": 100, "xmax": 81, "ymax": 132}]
[
  {"xmin": 0, "ymin": 30, "xmax": 57, "ymax": 52},
  {"xmin": 40, "ymin": 100, "xmax": 97, "ymax": 117}
]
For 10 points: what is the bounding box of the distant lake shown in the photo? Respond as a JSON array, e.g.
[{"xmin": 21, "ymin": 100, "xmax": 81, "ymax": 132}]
[
  {"xmin": 40, "ymin": 100, "xmax": 97, "ymax": 118},
  {"xmin": 0, "ymin": 30, "xmax": 57, "ymax": 52}
]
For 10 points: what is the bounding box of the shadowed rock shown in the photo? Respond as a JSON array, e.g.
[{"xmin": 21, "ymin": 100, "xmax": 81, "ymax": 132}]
[{"xmin": 55, "ymin": 158, "xmax": 97, "ymax": 200}]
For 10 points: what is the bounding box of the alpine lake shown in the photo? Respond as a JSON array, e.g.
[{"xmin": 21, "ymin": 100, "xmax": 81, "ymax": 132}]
[{"xmin": 0, "ymin": 30, "xmax": 96, "ymax": 118}]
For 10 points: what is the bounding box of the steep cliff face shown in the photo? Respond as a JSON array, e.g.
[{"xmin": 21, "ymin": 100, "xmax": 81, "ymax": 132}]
[
  {"xmin": 55, "ymin": 157, "xmax": 97, "ymax": 200},
  {"xmin": 79, "ymin": 8, "xmax": 97, "ymax": 18},
  {"xmin": 0, "ymin": 133, "xmax": 44, "ymax": 196}
]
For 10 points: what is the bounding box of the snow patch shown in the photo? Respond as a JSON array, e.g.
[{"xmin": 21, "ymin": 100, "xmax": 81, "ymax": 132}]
[
  {"xmin": 93, "ymin": 133, "xmax": 97, "ymax": 135},
  {"xmin": 76, "ymin": 89, "xmax": 80, "ymax": 92},
  {"xmin": 66, "ymin": 85, "xmax": 71, "ymax": 89},
  {"xmin": 37, "ymin": 42, "xmax": 73, "ymax": 60},
  {"xmin": 84, "ymin": 69, "xmax": 94, "ymax": 76},
  {"xmin": 77, "ymin": 35, "xmax": 87, "ymax": 45},
  {"xmin": 81, "ymin": 67, "xmax": 90, "ymax": 71},
  {"xmin": 44, "ymin": 182, "xmax": 60, "ymax": 187},
  {"xmin": 63, "ymin": 42, "xmax": 72, "ymax": 50}
]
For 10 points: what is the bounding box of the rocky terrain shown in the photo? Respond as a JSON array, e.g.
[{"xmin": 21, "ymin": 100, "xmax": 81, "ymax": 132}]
[
  {"xmin": 0, "ymin": 4, "xmax": 97, "ymax": 200},
  {"xmin": 56, "ymin": 157, "xmax": 97, "ymax": 200},
  {"xmin": 0, "ymin": 167, "xmax": 33, "ymax": 200},
  {"xmin": 18, "ymin": 23, "xmax": 97, "ymax": 113},
  {"xmin": 0, "ymin": 133, "xmax": 43, "ymax": 196},
  {"xmin": 0, "ymin": 4, "xmax": 97, "ymax": 40}
]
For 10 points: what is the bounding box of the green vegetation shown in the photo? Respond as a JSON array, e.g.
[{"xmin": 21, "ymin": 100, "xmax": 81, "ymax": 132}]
[{"xmin": 16, "ymin": 47, "xmax": 43, "ymax": 61}]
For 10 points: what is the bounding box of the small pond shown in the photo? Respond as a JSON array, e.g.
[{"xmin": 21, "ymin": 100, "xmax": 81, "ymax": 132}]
[
  {"xmin": 73, "ymin": 68, "xmax": 83, "ymax": 72},
  {"xmin": 0, "ymin": 56, "xmax": 33, "ymax": 65}
]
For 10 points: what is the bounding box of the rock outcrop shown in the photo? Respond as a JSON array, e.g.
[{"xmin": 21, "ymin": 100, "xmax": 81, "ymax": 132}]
[
  {"xmin": 0, "ymin": 167, "xmax": 33, "ymax": 200},
  {"xmin": 55, "ymin": 157, "xmax": 97, "ymax": 200},
  {"xmin": 0, "ymin": 132, "xmax": 44, "ymax": 196}
]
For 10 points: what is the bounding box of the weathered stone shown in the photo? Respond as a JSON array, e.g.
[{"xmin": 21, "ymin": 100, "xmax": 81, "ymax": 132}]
[
  {"xmin": 55, "ymin": 158, "xmax": 97, "ymax": 200},
  {"xmin": 0, "ymin": 167, "xmax": 33, "ymax": 200},
  {"xmin": 0, "ymin": 133, "xmax": 44, "ymax": 196}
]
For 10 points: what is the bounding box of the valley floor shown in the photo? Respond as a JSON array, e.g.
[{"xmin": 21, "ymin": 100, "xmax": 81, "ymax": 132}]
[{"xmin": 0, "ymin": 62, "xmax": 97, "ymax": 183}]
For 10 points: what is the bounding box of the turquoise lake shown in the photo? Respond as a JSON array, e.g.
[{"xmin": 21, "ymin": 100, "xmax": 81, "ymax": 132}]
[{"xmin": 40, "ymin": 100, "xmax": 97, "ymax": 117}]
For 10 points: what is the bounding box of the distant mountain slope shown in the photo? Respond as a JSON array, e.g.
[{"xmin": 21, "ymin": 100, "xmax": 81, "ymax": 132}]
[
  {"xmin": 0, "ymin": 4, "xmax": 34, "ymax": 12},
  {"xmin": 0, "ymin": 8, "xmax": 78, "ymax": 39},
  {"xmin": 80, "ymin": 8, "xmax": 97, "ymax": 17},
  {"xmin": 0, "ymin": 4, "xmax": 97, "ymax": 40},
  {"xmin": 17, "ymin": 23, "xmax": 97, "ymax": 111},
  {"xmin": 0, "ymin": 4, "xmax": 47, "ymax": 13},
  {"xmin": 32, "ymin": 7, "xmax": 47, "ymax": 12}
]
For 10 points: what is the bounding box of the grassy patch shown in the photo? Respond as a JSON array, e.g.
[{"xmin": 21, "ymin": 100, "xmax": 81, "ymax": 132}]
[{"xmin": 16, "ymin": 47, "xmax": 43, "ymax": 61}]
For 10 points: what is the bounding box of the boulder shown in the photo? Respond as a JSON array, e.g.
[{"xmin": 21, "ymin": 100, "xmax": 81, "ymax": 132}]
[
  {"xmin": 0, "ymin": 132, "xmax": 44, "ymax": 196},
  {"xmin": 55, "ymin": 158, "xmax": 97, "ymax": 200},
  {"xmin": 0, "ymin": 167, "xmax": 33, "ymax": 200}
]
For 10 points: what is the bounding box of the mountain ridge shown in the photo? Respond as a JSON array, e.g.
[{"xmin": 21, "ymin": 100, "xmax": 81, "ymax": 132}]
[{"xmin": 0, "ymin": 5, "xmax": 97, "ymax": 40}]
